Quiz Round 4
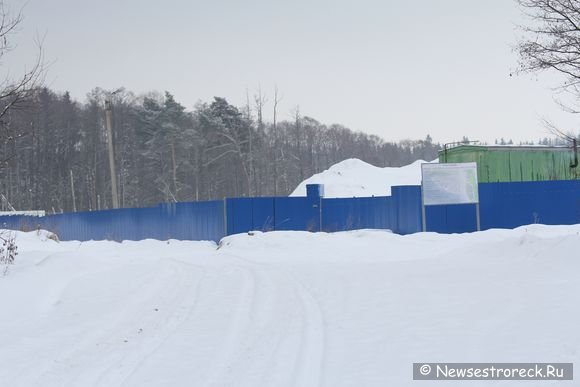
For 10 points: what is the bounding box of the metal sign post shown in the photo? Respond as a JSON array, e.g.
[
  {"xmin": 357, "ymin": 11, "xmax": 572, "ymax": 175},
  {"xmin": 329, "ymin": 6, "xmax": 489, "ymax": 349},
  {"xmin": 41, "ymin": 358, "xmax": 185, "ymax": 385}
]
[
  {"xmin": 475, "ymin": 202, "xmax": 481, "ymax": 231},
  {"xmin": 421, "ymin": 183, "xmax": 427, "ymax": 232}
]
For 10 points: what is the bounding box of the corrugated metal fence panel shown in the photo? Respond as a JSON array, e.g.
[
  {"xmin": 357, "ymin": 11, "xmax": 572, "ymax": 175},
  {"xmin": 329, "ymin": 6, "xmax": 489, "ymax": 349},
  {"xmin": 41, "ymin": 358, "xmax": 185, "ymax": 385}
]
[
  {"xmin": 479, "ymin": 180, "xmax": 580, "ymax": 229},
  {"xmin": 59, "ymin": 207, "xmax": 158, "ymax": 241},
  {"xmin": 391, "ymin": 185, "xmax": 423, "ymax": 235},
  {"xmin": 0, "ymin": 200, "xmax": 226, "ymax": 242},
  {"xmin": 321, "ymin": 198, "xmax": 355, "ymax": 232},
  {"xmin": 252, "ymin": 198, "xmax": 275, "ymax": 231},
  {"xmin": 425, "ymin": 204, "xmax": 478, "ymax": 233},
  {"xmin": 150, "ymin": 201, "xmax": 225, "ymax": 241},
  {"xmin": 50, "ymin": 207, "xmax": 144, "ymax": 241},
  {"xmin": 134, "ymin": 207, "xmax": 166, "ymax": 240},
  {"xmin": 225, "ymin": 198, "xmax": 252, "ymax": 235},
  {"xmin": 321, "ymin": 196, "xmax": 393, "ymax": 232},
  {"xmin": 225, "ymin": 197, "xmax": 275, "ymax": 235},
  {"xmin": 163, "ymin": 201, "xmax": 226, "ymax": 241},
  {"xmin": 193, "ymin": 200, "xmax": 226, "ymax": 241},
  {"xmin": 274, "ymin": 197, "xmax": 320, "ymax": 232},
  {"xmin": 227, "ymin": 196, "xmax": 322, "ymax": 234},
  {"xmin": 0, "ymin": 215, "xmax": 40, "ymax": 232}
]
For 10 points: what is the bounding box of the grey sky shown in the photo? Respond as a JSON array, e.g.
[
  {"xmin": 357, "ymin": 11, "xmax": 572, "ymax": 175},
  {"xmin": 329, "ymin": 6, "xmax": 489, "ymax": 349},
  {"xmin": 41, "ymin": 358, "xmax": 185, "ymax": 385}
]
[{"xmin": 4, "ymin": 0, "xmax": 578, "ymax": 143}]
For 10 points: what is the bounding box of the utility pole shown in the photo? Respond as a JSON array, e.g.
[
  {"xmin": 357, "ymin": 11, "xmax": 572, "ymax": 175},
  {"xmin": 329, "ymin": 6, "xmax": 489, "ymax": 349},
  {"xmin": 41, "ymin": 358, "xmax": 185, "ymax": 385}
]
[
  {"xmin": 70, "ymin": 169, "xmax": 77, "ymax": 212},
  {"xmin": 105, "ymin": 99, "xmax": 119, "ymax": 209}
]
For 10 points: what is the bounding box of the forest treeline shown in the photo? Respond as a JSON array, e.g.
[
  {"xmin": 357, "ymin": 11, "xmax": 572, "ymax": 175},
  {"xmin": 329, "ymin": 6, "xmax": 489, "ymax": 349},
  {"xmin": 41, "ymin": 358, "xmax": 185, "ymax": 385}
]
[{"xmin": 0, "ymin": 88, "xmax": 440, "ymax": 212}]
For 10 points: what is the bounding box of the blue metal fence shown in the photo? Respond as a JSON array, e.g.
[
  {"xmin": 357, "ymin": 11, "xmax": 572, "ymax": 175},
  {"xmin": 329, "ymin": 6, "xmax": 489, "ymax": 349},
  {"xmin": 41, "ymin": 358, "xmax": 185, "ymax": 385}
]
[
  {"xmin": 481, "ymin": 180, "xmax": 580, "ymax": 229},
  {"xmin": 321, "ymin": 196, "xmax": 393, "ymax": 232},
  {"xmin": 226, "ymin": 185, "xmax": 423, "ymax": 236},
  {"xmin": 319, "ymin": 186, "xmax": 423, "ymax": 235},
  {"xmin": 226, "ymin": 190, "xmax": 322, "ymax": 234},
  {"xmin": 274, "ymin": 197, "xmax": 321, "ymax": 231},
  {"xmin": 0, "ymin": 180, "xmax": 578, "ymax": 241},
  {"xmin": 425, "ymin": 204, "xmax": 478, "ymax": 233},
  {"xmin": 425, "ymin": 180, "xmax": 580, "ymax": 232},
  {"xmin": 0, "ymin": 200, "xmax": 226, "ymax": 242}
]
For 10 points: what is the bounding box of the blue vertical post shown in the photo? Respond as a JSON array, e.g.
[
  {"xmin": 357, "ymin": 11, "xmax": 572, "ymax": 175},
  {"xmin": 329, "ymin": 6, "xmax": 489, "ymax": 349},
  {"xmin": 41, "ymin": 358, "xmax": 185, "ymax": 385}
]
[
  {"xmin": 223, "ymin": 197, "xmax": 228, "ymax": 236},
  {"xmin": 306, "ymin": 184, "xmax": 324, "ymax": 232}
]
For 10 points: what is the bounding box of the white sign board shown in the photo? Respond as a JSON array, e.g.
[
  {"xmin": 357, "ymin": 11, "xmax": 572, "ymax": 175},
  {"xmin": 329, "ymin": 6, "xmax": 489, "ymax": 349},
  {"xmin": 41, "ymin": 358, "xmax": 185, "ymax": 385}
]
[{"xmin": 421, "ymin": 162, "xmax": 479, "ymax": 206}]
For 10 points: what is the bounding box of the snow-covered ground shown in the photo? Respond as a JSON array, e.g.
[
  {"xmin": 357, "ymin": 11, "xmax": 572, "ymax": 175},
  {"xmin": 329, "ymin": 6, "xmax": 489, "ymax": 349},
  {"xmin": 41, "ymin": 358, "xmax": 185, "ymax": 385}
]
[
  {"xmin": 290, "ymin": 158, "xmax": 436, "ymax": 198},
  {"xmin": 1, "ymin": 226, "xmax": 579, "ymax": 386}
]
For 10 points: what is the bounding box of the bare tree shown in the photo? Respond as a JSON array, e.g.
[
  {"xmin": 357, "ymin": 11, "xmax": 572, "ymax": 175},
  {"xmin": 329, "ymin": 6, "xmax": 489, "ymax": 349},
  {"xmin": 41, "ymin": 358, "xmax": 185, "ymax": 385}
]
[
  {"xmin": 254, "ymin": 85, "xmax": 267, "ymax": 132},
  {"xmin": 252, "ymin": 86, "xmax": 267, "ymax": 195},
  {"xmin": 272, "ymin": 85, "xmax": 282, "ymax": 195},
  {"xmin": 0, "ymin": 2, "xmax": 45, "ymax": 165},
  {"xmin": 516, "ymin": 0, "xmax": 580, "ymax": 110}
]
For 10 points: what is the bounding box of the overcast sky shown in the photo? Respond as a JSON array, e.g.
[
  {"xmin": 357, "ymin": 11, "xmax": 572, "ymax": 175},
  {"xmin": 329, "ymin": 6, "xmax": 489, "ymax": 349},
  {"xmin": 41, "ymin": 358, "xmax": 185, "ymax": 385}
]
[{"xmin": 4, "ymin": 0, "xmax": 578, "ymax": 143}]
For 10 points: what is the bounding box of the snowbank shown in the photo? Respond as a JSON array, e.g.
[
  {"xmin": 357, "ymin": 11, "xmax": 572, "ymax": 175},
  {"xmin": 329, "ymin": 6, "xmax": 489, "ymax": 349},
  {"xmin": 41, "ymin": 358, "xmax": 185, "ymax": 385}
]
[
  {"xmin": 290, "ymin": 158, "xmax": 436, "ymax": 198},
  {"xmin": 0, "ymin": 210, "xmax": 45, "ymax": 216},
  {"xmin": 1, "ymin": 226, "xmax": 579, "ymax": 386}
]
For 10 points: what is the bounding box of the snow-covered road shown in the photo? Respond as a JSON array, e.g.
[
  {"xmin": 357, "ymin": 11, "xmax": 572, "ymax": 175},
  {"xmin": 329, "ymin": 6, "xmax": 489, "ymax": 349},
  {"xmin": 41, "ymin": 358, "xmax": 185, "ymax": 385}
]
[{"xmin": 1, "ymin": 226, "xmax": 579, "ymax": 386}]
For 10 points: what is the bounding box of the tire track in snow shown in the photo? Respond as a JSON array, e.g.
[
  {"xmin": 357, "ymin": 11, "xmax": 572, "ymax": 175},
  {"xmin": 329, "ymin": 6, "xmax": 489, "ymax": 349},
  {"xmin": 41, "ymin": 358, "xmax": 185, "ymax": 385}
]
[
  {"xmin": 213, "ymin": 253, "xmax": 327, "ymax": 387},
  {"xmin": 290, "ymin": 279, "xmax": 326, "ymax": 387},
  {"xmin": 201, "ymin": 265, "xmax": 260, "ymax": 387},
  {"xmin": 31, "ymin": 259, "xmax": 205, "ymax": 387},
  {"xmin": 94, "ymin": 260, "xmax": 208, "ymax": 387},
  {"xmin": 14, "ymin": 247, "xmax": 327, "ymax": 387}
]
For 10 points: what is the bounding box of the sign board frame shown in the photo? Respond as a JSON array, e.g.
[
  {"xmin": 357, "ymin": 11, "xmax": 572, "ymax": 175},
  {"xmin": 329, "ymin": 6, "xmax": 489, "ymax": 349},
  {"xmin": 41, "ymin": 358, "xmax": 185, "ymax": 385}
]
[{"xmin": 421, "ymin": 162, "xmax": 480, "ymax": 232}]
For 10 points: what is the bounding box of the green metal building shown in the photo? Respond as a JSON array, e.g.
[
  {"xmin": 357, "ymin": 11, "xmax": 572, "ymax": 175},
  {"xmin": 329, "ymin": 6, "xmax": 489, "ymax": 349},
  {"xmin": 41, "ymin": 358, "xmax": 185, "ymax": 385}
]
[{"xmin": 438, "ymin": 145, "xmax": 579, "ymax": 183}]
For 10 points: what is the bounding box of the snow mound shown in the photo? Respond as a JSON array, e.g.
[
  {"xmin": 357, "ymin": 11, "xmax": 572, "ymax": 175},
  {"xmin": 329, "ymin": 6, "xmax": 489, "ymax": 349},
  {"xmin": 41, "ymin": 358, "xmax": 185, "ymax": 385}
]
[{"xmin": 290, "ymin": 158, "xmax": 436, "ymax": 198}]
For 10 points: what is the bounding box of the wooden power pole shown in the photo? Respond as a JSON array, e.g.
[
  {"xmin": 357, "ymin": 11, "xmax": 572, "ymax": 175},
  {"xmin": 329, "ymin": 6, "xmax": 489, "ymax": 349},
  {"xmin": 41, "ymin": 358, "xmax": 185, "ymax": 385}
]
[
  {"xmin": 70, "ymin": 169, "xmax": 77, "ymax": 212},
  {"xmin": 105, "ymin": 99, "xmax": 119, "ymax": 209}
]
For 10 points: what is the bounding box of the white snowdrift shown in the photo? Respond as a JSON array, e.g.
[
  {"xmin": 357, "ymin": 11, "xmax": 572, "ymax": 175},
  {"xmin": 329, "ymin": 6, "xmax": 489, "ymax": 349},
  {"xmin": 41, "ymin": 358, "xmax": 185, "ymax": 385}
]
[
  {"xmin": 1, "ymin": 226, "xmax": 579, "ymax": 386},
  {"xmin": 290, "ymin": 158, "xmax": 436, "ymax": 198}
]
